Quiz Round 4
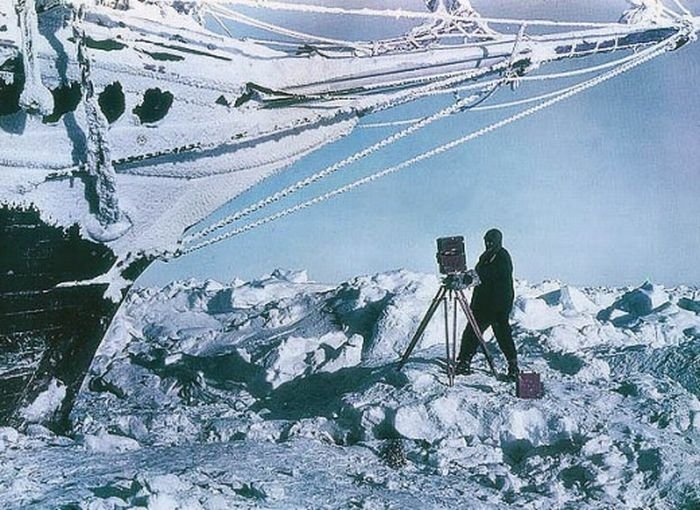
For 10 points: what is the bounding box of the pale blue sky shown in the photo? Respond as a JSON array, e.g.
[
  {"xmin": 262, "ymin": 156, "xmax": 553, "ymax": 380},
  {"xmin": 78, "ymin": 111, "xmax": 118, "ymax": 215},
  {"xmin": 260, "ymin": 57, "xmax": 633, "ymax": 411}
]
[{"xmin": 139, "ymin": 1, "xmax": 700, "ymax": 287}]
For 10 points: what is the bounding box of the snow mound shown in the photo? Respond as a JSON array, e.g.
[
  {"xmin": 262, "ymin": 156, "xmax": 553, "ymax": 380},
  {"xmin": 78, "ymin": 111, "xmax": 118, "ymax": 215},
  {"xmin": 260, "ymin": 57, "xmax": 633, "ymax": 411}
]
[
  {"xmin": 512, "ymin": 282, "xmax": 599, "ymax": 331},
  {"xmin": 207, "ymin": 269, "xmax": 324, "ymax": 313},
  {"xmin": 597, "ymin": 281, "xmax": 670, "ymax": 326},
  {"xmin": 261, "ymin": 332, "xmax": 363, "ymax": 389},
  {"xmin": 21, "ymin": 379, "xmax": 66, "ymax": 424},
  {"xmin": 0, "ymin": 427, "xmax": 19, "ymax": 453},
  {"xmin": 5, "ymin": 270, "xmax": 699, "ymax": 509},
  {"xmin": 83, "ymin": 430, "xmax": 141, "ymax": 453}
]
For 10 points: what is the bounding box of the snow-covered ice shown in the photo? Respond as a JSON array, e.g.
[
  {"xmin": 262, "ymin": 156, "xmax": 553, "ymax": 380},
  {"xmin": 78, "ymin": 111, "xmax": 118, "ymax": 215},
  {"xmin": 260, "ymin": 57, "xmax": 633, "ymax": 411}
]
[
  {"xmin": 19, "ymin": 378, "xmax": 66, "ymax": 424},
  {"xmin": 1, "ymin": 269, "xmax": 699, "ymax": 509}
]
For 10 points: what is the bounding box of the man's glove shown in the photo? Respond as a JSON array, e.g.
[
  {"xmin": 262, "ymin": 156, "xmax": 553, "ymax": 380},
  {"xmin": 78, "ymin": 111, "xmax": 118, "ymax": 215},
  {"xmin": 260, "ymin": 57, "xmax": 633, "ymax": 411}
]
[{"xmin": 466, "ymin": 269, "xmax": 480, "ymax": 287}]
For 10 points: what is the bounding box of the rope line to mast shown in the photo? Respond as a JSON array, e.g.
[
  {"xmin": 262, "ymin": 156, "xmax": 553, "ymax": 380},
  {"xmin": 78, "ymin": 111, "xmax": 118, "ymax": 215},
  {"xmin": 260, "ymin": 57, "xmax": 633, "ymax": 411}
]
[
  {"xmin": 171, "ymin": 29, "xmax": 683, "ymax": 259},
  {"xmin": 671, "ymin": 0, "xmax": 693, "ymax": 16},
  {"xmin": 182, "ymin": 85, "xmax": 496, "ymax": 243},
  {"xmin": 360, "ymin": 80, "xmax": 591, "ymax": 129},
  {"xmin": 202, "ymin": 0, "xmax": 625, "ymax": 29},
  {"xmin": 204, "ymin": 4, "xmax": 368, "ymax": 50},
  {"xmin": 361, "ymin": 34, "xmax": 691, "ymax": 129},
  {"xmin": 182, "ymin": 30, "xmax": 531, "ymax": 244}
]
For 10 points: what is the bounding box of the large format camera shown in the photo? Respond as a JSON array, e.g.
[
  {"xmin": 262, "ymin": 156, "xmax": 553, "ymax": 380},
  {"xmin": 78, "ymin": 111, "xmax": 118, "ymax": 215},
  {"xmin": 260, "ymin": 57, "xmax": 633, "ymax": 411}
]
[
  {"xmin": 436, "ymin": 236, "xmax": 466, "ymax": 274},
  {"xmin": 436, "ymin": 236, "xmax": 477, "ymax": 289}
]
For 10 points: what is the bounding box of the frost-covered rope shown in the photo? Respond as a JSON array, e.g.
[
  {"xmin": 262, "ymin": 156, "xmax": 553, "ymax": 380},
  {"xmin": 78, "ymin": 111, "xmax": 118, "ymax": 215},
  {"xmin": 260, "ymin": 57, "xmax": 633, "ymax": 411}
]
[
  {"xmin": 173, "ymin": 30, "xmax": 681, "ymax": 259},
  {"xmin": 183, "ymin": 86, "xmax": 495, "ymax": 243},
  {"xmin": 183, "ymin": 28, "xmax": 531, "ymax": 242},
  {"xmin": 208, "ymin": 9, "xmax": 235, "ymax": 38},
  {"xmin": 471, "ymin": 82, "xmax": 593, "ymax": 112},
  {"xmin": 203, "ymin": 0, "xmax": 624, "ymax": 29},
  {"xmin": 506, "ymin": 23, "xmax": 528, "ymax": 73},
  {"xmin": 362, "ymin": 82, "xmax": 589, "ymax": 129},
  {"xmin": 361, "ymin": 48, "xmax": 662, "ymax": 129},
  {"xmin": 671, "ymin": 0, "xmax": 693, "ymax": 16},
  {"xmin": 227, "ymin": 37, "xmax": 311, "ymax": 48},
  {"xmin": 661, "ymin": 4, "xmax": 683, "ymax": 19},
  {"xmin": 73, "ymin": 6, "xmax": 122, "ymax": 226},
  {"xmin": 392, "ymin": 39, "xmax": 681, "ymax": 109},
  {"xmin": 179, "ymin": 62, "xmax": 509, "ymax": 239},
  {"xmin": 660, "ymin": 0, "xmax": 694, "ymax": 19},
  {"xmin": 205, "ymin": 4, "xmax": 368, "ymax": 50}
]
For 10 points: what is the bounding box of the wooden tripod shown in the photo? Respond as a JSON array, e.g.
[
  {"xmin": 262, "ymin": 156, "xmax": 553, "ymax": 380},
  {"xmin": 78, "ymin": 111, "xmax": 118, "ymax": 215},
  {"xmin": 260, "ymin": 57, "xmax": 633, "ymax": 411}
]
[{"xmin": 397, "ymin": 279, "xmax": 497, "ymax": 385}]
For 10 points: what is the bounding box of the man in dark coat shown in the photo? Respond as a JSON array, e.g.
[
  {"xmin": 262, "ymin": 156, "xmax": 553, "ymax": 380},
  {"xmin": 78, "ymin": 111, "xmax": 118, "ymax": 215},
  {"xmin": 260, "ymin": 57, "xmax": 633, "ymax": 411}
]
[{"xmin": 457, "ymin": 228, "xmax": 519, "ymax": 379}]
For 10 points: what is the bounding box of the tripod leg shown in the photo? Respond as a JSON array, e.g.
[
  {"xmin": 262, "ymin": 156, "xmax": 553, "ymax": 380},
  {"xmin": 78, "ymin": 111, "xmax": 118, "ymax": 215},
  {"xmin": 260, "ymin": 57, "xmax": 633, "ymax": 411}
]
[
  {"xmin": 398, "ymin": 286, "xmax": 447, "ymax": 370},
  {"xmin": 452, "ymin": 292, "xmax": 458, "ymax": 380},
  {"xmin": 443, "ymin": 291, "xmax": 452, "ymax": 386},
  {"xmin": 455, "ymin": 290, "xmax": 498, "ymax": 377}
]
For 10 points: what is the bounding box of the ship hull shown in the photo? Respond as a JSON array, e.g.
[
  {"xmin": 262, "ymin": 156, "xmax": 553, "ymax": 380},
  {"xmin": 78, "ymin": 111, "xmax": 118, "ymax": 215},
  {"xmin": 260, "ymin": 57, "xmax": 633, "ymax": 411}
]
[{"xmin": 0, "ymin": 205, "xmax": 148, "ymax": 433}]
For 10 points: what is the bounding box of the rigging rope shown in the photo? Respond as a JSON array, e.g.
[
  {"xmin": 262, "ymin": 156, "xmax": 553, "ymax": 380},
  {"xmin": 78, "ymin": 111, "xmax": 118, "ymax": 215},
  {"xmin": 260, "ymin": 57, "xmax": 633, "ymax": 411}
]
[
  {"xmin": 208, "ymin": 2, "xmax": 505, "ymax": 54},
  {"xmin": 203, "ymin": 0, "xmax": 625, "ymax": 29},
  {"xmin": 374, "ymin": 36, "xmax": 687, "ymax": 117},
  {"xmin": 366, "ymin": 67, "xmax": 643, "ymax": 129},
  {"xmin": 182, "ymin": 28, "xmax": 530, "ymax": 243},
  {"xmin": 171, "ymin": 28, "xmax": 683, "ymax": 259},
  {"xmin": 671, "ymin": 0, "xmax": 693, "ymax": 16},
  {"xmin": 204, "ymin": 4, "xmax": 368, "ymax": 51},
  {"xmin": 208, "ymin": 9, "xmax": 235, "ymax": 39},
  {"xmin": 360, "ymin": 41, "xmax": 669, "ymax": 129},
  {"xmin": 183, "ymin": 87, "xmax": 494, "ymax": 243}
]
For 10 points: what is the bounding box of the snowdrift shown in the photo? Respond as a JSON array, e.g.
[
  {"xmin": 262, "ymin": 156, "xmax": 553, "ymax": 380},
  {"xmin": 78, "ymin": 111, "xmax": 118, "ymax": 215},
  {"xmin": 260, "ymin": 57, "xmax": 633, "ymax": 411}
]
[{"xmin": 1, "ymin": 269, "xmax": 699, "ymax": 509}]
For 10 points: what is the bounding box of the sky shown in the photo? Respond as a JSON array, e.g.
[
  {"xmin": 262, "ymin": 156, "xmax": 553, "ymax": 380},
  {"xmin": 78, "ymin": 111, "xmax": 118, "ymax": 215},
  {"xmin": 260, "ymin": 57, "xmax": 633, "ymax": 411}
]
[{"xmin": 139, "ymin": 0, "xmax": 700, "ymax": 288}]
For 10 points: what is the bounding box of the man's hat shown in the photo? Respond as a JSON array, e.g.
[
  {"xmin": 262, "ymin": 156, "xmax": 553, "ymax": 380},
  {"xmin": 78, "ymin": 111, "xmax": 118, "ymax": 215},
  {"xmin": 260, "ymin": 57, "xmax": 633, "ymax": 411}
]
[{"xmin": 484, "ymin": 228, "xmax": 503, "ymax": 244}]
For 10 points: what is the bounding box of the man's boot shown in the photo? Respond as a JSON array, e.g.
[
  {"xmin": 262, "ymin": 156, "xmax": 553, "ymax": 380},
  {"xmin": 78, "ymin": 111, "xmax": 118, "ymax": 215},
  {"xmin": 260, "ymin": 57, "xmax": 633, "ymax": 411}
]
[
  {"xmin": 506, "ymin": 359, "xmax": 520, "ymax": 381},
  {"xmin": 456, "ymin": 356, "xmax": 473, "ymax": 375}
]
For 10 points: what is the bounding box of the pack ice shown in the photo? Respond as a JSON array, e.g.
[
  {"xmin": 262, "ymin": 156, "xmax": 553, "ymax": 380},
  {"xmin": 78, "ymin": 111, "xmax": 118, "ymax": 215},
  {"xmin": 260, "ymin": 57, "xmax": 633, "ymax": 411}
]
[{"xmin": 1, "ymin": 269, "xmax": 698, "ymax": 509}]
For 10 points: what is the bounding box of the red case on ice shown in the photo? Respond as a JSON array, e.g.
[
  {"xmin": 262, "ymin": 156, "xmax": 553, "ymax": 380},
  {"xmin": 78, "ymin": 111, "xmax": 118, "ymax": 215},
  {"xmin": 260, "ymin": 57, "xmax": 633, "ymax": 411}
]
[{"xmin": 516, "ymin": 372, "xmax": 543, "ymax": 399}]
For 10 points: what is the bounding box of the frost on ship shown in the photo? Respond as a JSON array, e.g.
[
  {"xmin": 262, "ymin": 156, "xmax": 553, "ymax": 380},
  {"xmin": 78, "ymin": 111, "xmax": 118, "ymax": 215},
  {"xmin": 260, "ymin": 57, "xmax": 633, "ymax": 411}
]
[{"xmin": 0, "ymin": 0, "xmax": 698, "ymax": 435}]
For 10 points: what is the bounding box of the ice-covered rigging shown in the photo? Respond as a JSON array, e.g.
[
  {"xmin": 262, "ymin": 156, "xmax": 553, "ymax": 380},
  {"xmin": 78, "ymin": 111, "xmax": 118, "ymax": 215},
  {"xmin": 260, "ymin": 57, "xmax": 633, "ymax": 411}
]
[
  {"xmin": 170, "ymin": 1, "xmax": 698, "ymax": 258},
  {"xmin": 1, "ymin": 0, "xmax": 698, "ymax": 260}
]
